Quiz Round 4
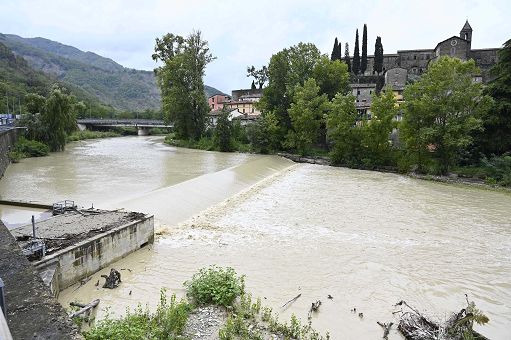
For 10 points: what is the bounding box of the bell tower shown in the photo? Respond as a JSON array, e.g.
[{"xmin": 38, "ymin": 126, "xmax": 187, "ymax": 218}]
[{"xmin": 460, "ymin": 20, "xmax": 472, "ymax": 50}]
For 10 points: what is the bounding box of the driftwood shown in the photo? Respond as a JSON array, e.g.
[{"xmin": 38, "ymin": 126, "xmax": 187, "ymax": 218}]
[
  {"xmin": 281, "ymin": 294, "xmax": 301, "ymax": 308},
  {"xmin": 70, "ymin": 301, "xmax": 87, "ymax": 308},
  {"xmin": 394, "ymin": 300, "xmax": 490, "ymax": 340},
  {"xmin": 69, "ymin": 299, "xmax": 100, "ymax": 318},
  {"xmin": 101, "ymin": 268, "xmax": 121, "ymax": 289},
  {"xmin": 308, "ymin": 300, "xmax": 322, "ymax": 319},
  {"xmin": 377, "ymin": 321, "xmax": 393, "ymax": 339}
]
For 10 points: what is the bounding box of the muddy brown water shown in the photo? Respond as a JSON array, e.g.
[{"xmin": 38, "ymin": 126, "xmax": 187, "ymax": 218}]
[{"xmin": 1, "ymin": 136, "xmax": 510, "ymax": 339}]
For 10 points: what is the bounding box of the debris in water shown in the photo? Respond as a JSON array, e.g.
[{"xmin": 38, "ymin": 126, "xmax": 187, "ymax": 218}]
[{"xmin": 101, "ymin": 268, "xmax": 122, "ymax": 289}]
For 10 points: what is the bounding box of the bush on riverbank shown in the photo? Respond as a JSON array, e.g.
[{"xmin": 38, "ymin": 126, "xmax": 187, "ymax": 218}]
[
  {"xmin": 164, "ymin": 133, "xmax": 251, "ymax": 153},
  {"xmin": 66, "ymin": 130, "xmax": 121, "ymax": 142},
  {"xmin": 185, "ymin": 266, "xmax": 245, "ymax": 307},
  {"xmin": 83, "ymin": 289, "xmax": 191, "ymax": 340},
  {"xmin": 8, "ymin": 137, "xmax": 50, "ymax": 162}
]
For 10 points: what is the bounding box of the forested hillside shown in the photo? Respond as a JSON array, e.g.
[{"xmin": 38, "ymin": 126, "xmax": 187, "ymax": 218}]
[
  {"xmin": 0, "ymin": 34, "xmax": 226, "ymax": 112},
  {"xmin": 0, "ymin": 41, "xmax": 113, "ymax": 115}
]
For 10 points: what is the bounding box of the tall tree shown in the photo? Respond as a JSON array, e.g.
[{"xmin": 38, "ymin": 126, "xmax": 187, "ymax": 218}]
[
  {"xmin": 476, "ymin": 39, "xmax": 511, "ymax": 156},
  {"xmin": 214, "ymin": 108, "xmax": 233, "ymax": 152},
  {"xmin": 353, "ymin": 29, "xmax": 360, "ymax": 75},
  {"xmin": 331, "ymin": 38, "xmax": 340, "ymax": 61},
  {"xmin": 258, "ymin": 42, "xmax": 321, "ymax": 136},
  {"xmin": 344, "ymin": 43, "xmax": 351, "ymax": 73},
  {"xmin": 251, "ymin": 80, "xmax": 256, "ymax": 90},
  {"xmin": 247, "ymin": 65, "xmax": 269, "ymax": 89},
  {"xmin": 327, "ymin": 93, "xmax": 362, "ymax": 165},
  {"xmin": 361, "ymin": 24, "xmax": 368, "ymax": 74},
  {"xmin": 312, "ymin": 56, "xmax": 350, "ymax": 100},
  {"xmin": 153, "ymin": 31, "xmax": 214, "ymax": 140},
  {"xmin": 286, "ymin": 78, "xmax": 330, "ymax": 155},
  {"xmin": 362, "ymin": 87, "xmax": 398, "ymax": 165},
  {"xmin": 374, "ymin": 36, "xmax": 384, "ymax": 75},
  {"xmin": 43, "ymin": 86, "xmax": 71, "ymax": 151},
  {"xmin": 401, "ymin": 57, "xmax": 492, "ymax": 174}
]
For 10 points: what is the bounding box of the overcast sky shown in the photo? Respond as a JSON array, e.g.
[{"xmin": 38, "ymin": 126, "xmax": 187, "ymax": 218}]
[{"xmin": 1, "ymin": 0, "xmax": 510, "ymax": 93}]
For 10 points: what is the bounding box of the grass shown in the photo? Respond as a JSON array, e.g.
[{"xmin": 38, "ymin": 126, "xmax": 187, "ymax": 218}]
[
  {"xmin": 164, "ymin": 134, "xmax": 252, "ymax": 153},
  {"xmin": 83, "ymin": 289, "xmax": 190, "ymax": 340}
]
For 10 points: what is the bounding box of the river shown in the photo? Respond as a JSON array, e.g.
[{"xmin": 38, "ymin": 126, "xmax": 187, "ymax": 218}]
[{"xmin": 1, "ymin": 136, "xmax": 510, "ymax": 339}]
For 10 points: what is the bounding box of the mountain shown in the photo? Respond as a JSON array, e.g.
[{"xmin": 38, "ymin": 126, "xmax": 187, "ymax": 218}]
[
  {"xmin": 0, "ymin": 33, "xmax": 226, "ymax": 112},
  {"xmin": 0, "ymin": 41, "xmax": 112, "ymax": 115}
]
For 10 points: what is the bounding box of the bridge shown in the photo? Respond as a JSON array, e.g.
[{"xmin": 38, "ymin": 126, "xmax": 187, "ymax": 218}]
[{"xmin": 77, "ymin": 119, "xmax": 172, "ymax": 136}]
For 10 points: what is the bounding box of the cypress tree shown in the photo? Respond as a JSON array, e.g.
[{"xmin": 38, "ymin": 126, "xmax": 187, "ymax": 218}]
[
  {"xmin": 353, "ymin": 29, "xmax": 360, "ymax": 75},
  {"xmin": 331, "ymin": 38, "xmax": 339, "ymax": 61},
  {"xmin": 344, "ymin": 43, "xmax": 351, "ymax": 73},
  {"xmin": 337, "ymin": 42, "xmax": 343, "ymax": 62},
  {"xmin": 361, "ymin": 24, "xmax": 368, "ymax": 74},
  {"xmin": 374, "ymin": 36, "xmax": 384, "ymax": 75}
]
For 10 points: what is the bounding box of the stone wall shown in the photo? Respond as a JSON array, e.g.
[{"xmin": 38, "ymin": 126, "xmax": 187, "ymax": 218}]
[
  {"xmin": 35, "ymin": 215, "xmax": 154, "ymax": 290},
  {"xmin": 0, "ymin": 221, "xmax": 79, "ymax": 339},
  {"xmin": 0, "ymin": 128, "xmax": 19, "ymax": 178}
]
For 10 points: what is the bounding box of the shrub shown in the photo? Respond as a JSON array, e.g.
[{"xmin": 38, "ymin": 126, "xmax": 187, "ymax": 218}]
[
  {"xmin": 66, "ymin": 130, "xmax": 121, "ymax": 142},
  {"xmin": 83, "ymin": 289, "xmax": 190, "ymax": 340},
  {"xmin": 184, "ymin": 266, "xmax": 245, "ymax": 307},
  {"xmin": 12, "ymin": 137, "xmax": 50, "ymax": 158},
  {"xmin": 483, "ymin": 154, "xmax": 511, "ymax": 186}
]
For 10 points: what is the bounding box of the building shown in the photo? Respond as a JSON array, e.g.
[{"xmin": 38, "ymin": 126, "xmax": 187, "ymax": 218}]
[
  {"xmin": 208, "ymin": 94, "xmax": 231, "ymax": 111},
  {"xmin": 224, "ymin": 92, "xmax": 262, "ymax": 115},
  {"xmin": 353, "ymin": 21, "xmax": 499, "ymax": 82}
]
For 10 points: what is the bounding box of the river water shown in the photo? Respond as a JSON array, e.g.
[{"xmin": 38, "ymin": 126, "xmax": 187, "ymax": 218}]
[{"xmin": 1, "ymin": 137, "xmax": 510, "ymax": 339}]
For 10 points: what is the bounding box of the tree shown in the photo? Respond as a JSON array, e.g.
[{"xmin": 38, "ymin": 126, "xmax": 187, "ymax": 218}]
[
  {"xmin": 247, "ymin": 65, "xmax": 269, "ymax": 89},
  {"xmin": 43, "ymin": 86, "xmax": 71, "ymax": 151},
  {"xmin": 344, "ymin": 43, "xmax": 351, "ymax": 73},
  {"xmin": 476, "ymin": 39, "xmax": 511, "ymax": 156},
  {"xmin": 374, "ymin": 36, "xmax": 384, "ymax": 75},
  {"xmin": 25, "ymin": 93, "xmax": 46, "ymax": 114},
  {"xmin": 361, "ymin": 24, "xmax": 368, "ymax": 74},
  {"xmin": 401, "ymin": 57, "xmax": 492, "ymax": 174},
  {"xmin": 246, "ymin": 111, "xmax": 280, "ymax": 153},
  {"xmin": 258, "ymin": 42, "xmax": 321, "ymax": 137},
  {"xmin": 286, "ymin": 78, "xmax": 329, "ymax": 155},
  {"xmin": 327, "ymin": 93, "xmax": 362, "ymax": 165},
  {"xmin": 153, "ymin": 31, "xmax": 214, "ymax": 140},
  {"xmin": 312, "ymin": 56, "xmax": 350, "ymax": 100},
  {"xmin": 353, "ymin": 29, "xmax": 360, "ymax": 75},
  {"xmin": 361, "ymin": 87, "xmax": 398, "ymax": 165},
  {"xmin": 330, "ymin": 38, "xmax": 341, "ymax": 61},
  {"xmin": 251, "ymin": 80, "xmax": 256, "ymax": 90},
  {"xmin": 214, "ymin": 108, "xmax": 233, "ymax": 152}
]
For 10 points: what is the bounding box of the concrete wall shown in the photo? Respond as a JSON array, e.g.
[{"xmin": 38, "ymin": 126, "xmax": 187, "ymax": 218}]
[
  {"xmin": 0, "ymin": 128, "xmax": 19, "ymax": 178},
  {"xmin": 35, "ymin": 215, "xmax": 154, "ymax": 291}
]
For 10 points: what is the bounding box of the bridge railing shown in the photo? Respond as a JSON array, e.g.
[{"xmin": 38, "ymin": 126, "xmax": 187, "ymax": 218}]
[{"xmin": 77, "ymin": 119, "xmax": 170, "ymax": 126}]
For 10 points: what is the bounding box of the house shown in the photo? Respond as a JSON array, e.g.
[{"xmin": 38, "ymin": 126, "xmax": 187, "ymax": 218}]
[{"xmin": 208, "ymin": 94, "xmax": 231, "ymax": 111}]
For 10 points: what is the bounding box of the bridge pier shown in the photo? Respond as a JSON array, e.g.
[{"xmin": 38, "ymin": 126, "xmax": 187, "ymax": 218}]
[{"xmin": 137, "ymin": 127, "xmax": 149, "ymax": 136}]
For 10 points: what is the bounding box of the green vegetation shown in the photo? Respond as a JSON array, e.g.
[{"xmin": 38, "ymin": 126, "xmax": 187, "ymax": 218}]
[
  {"xmin": 184, "ymin": 266, "xmax": 245, "ymax": 307},
  {"xmin": 83, "ymin": 267, "xmax": 328, "ymax": 340},
  {"xmin": 8, "ymin": 137, "xmax": 49, "ymax": 162},
  {"xmin": 66, "ymin": 130, "xmax": 121, "ymax": 142},
  {"xmin": 153, "ymin": 31, "xmax": 214, "ymax": 140},
  {"xmin": 83, "ymin": 290, "xmax": 191, "ymax": 340}
]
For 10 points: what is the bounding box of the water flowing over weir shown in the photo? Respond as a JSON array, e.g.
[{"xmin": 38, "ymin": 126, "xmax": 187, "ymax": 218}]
[{"xmin": 1, "ymin": 137, "xmax": 510, "ymax": 339}]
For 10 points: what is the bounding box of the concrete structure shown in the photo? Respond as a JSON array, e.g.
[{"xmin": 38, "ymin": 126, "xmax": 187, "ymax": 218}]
[
  {"xmin": 0, "ymin": 128, "xmax": 21, "ymax": 178},
  {"xmin": 208, "ymin": 94, "xmax": 231, "ymax": 111},
  {"xmin": 34, "ymin": 215, "xmax": 154, "ymax": 292},
  {"xmin": 0, "ymin": 221, "xmax": 79, "ymax": 339},
  {"xmin": 352, "ymin": 21, "xmax": 499, "ymax": 81}
]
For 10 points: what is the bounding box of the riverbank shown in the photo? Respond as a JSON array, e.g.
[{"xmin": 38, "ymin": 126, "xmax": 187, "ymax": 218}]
[{"xmin": 276, "ymin": 152, "xmax": 511, "ymax": 192}]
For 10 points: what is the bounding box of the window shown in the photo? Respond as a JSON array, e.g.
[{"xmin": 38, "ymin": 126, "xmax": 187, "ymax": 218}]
[
  {"xmin": 212, "ymin": 97, "xmax": 215, "ymax": 103},
  {"xmin": 357, "ymin": 90, "xmax": 361, "ymax": 95},
  {"xmin": 369, "ymin": 91, "xmax": 372, "ymax": 94},
  {"xmin": 414, "ymin": 55, "xmax": 417, "ymax": 60},
  {"xmin": 451, "ymin": 47, "xmax": 456, "ymax": 56}
]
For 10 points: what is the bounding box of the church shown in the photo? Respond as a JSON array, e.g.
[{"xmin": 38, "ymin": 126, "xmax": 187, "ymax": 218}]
[
  {"xmin": 359, "ymin": 21, "xmax": 499, "ymax": 80},
  {"xmin": 351, "ymin": 21, "xmax": 500, "ymax": 115}
]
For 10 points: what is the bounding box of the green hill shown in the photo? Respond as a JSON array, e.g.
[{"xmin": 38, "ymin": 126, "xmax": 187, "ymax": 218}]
[
  {"xmin": 0, "ymin": 34, "xmax": 226, "ymax": 112},
  {"xmin": 0, "ymin": 41, "xmax": 113, "ymax": 115}
]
